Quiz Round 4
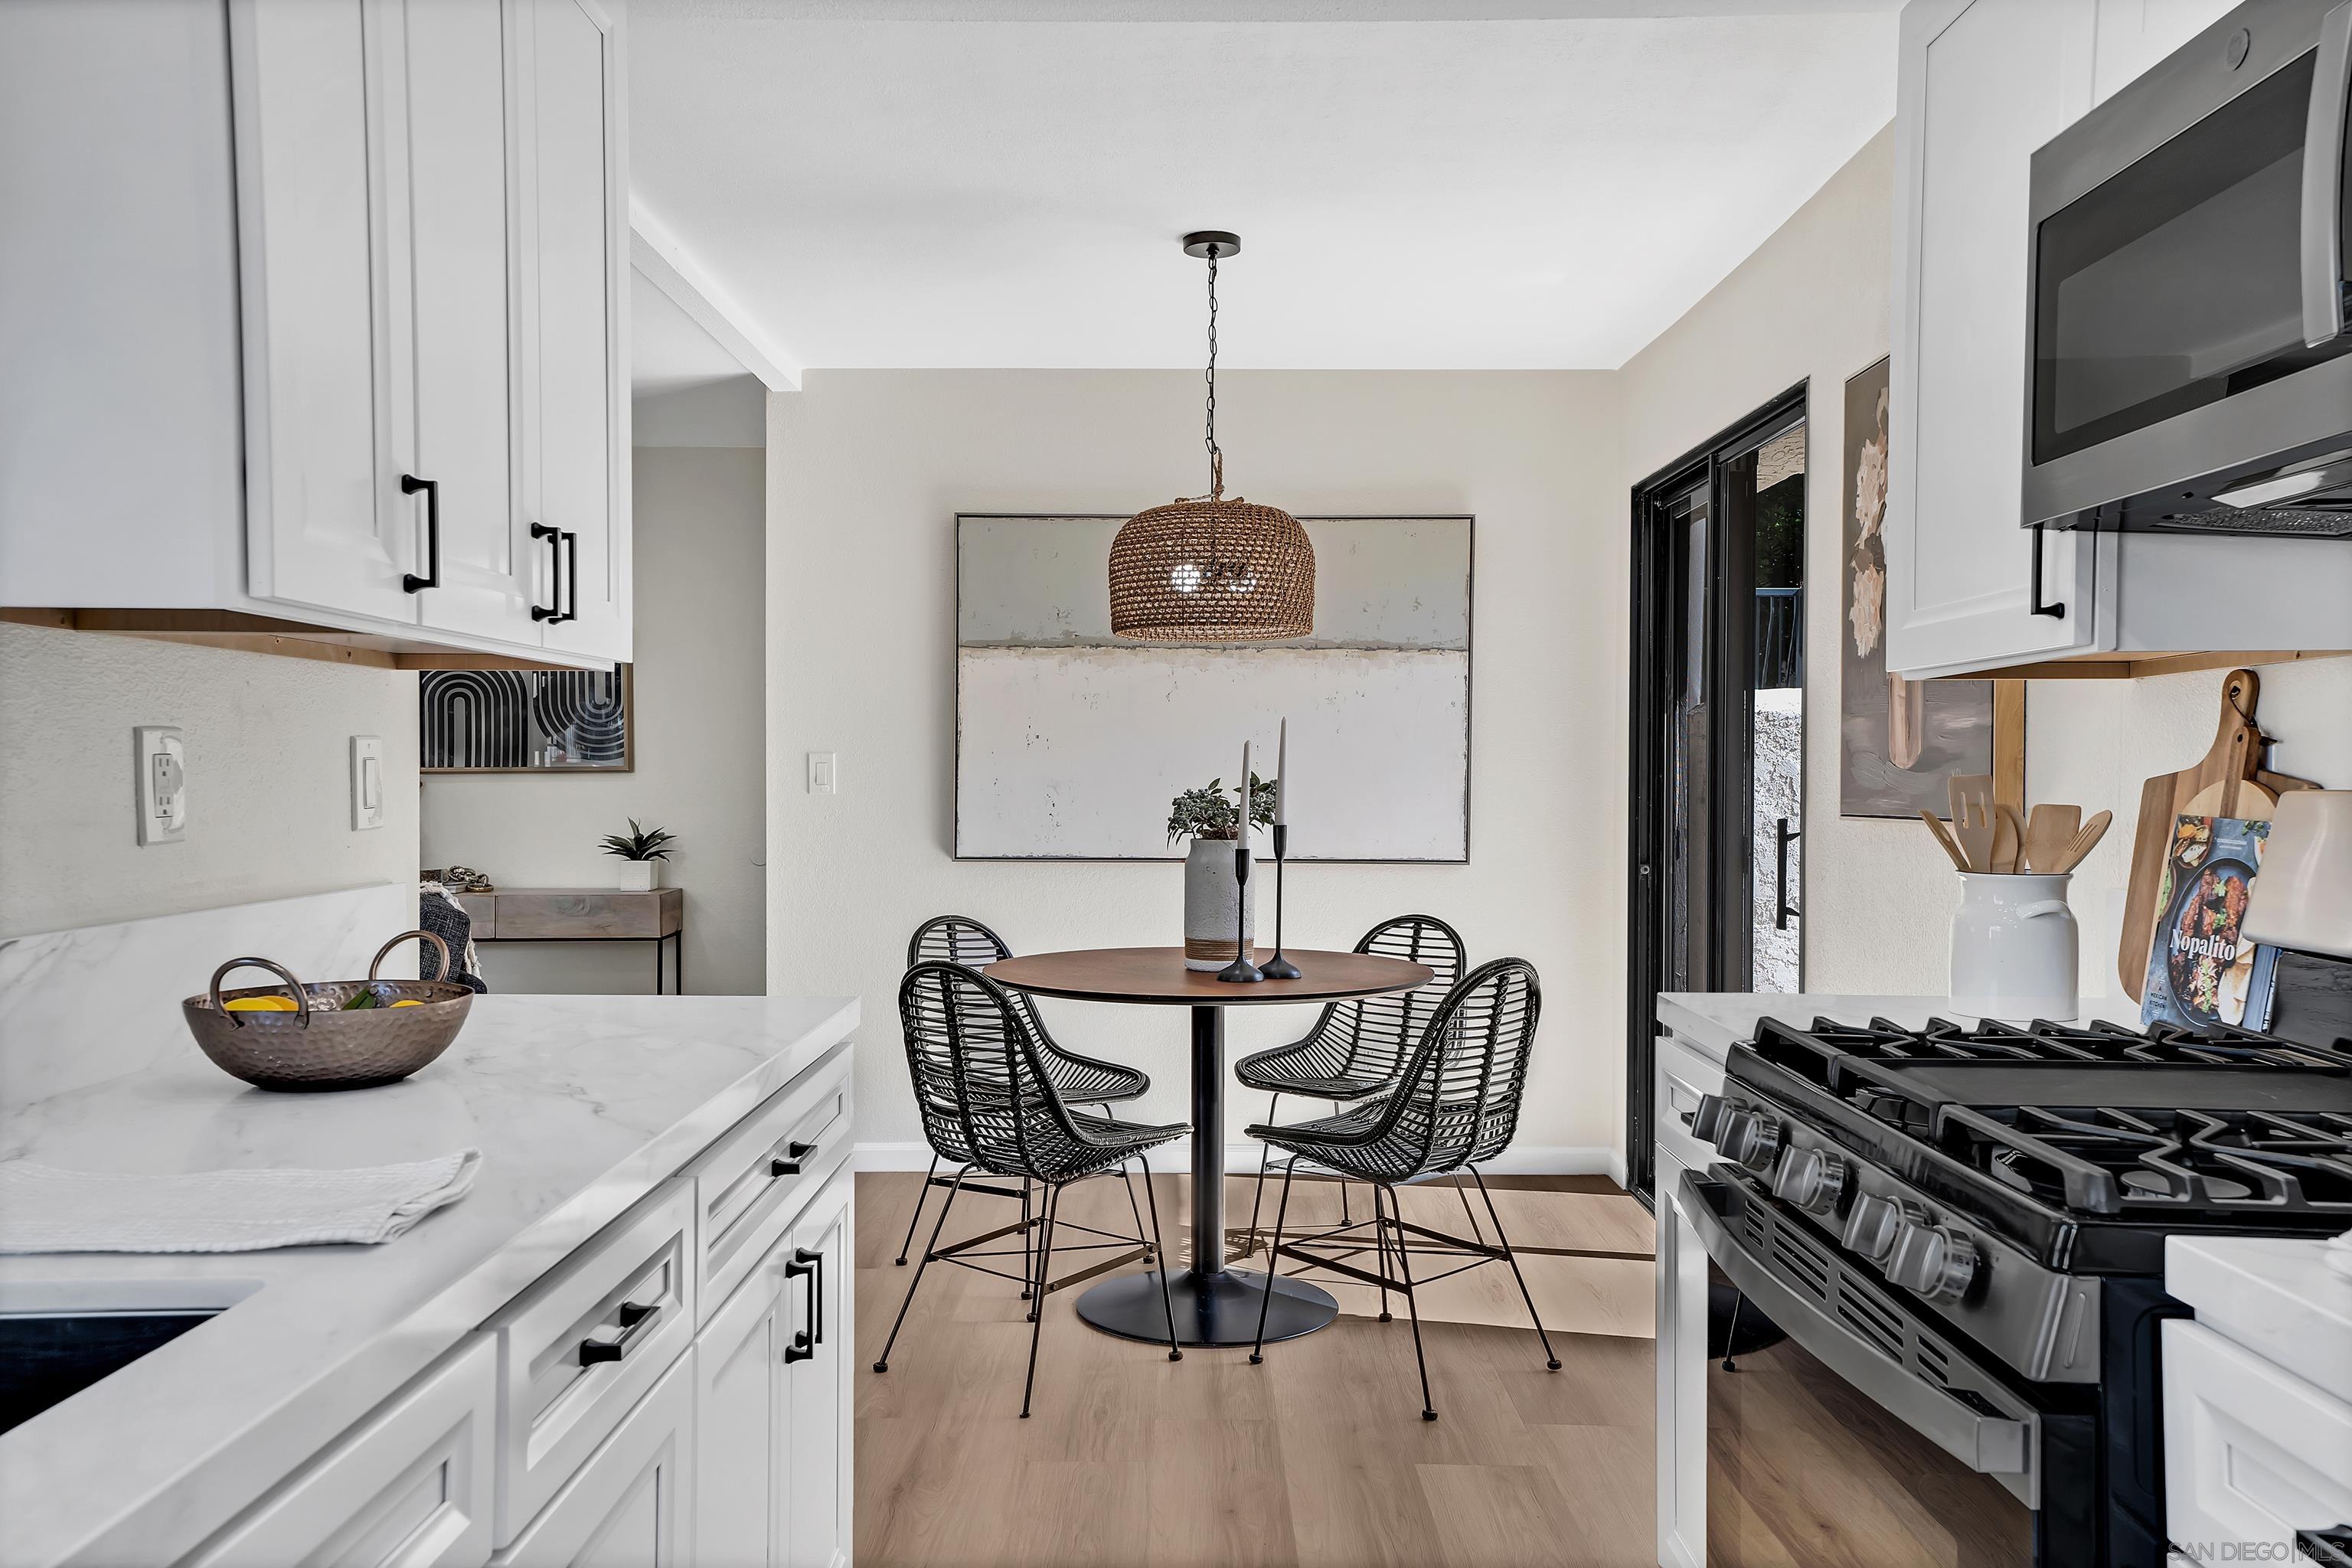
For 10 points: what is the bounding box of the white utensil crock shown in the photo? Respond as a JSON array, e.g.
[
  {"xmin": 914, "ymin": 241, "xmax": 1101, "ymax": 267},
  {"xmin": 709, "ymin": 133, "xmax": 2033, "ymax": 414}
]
[
  {"xmin": 1182, "ymin": 837, "xmax": 1256, "ymax": 972},
  {"xmin": 1949, "ymin": 872, "xmax": 2077, "ymax": 1022}
]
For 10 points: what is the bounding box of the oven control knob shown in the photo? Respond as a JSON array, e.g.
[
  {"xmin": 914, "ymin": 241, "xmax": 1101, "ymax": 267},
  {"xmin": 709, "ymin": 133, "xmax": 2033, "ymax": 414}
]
[
  {"xmin": 1687, "ymin": 1094, "xmax": 1726, "ymax": 1143},
  {"xmin": 1842, "ymin": 1193, "xmax": 1903, "ymax": 1262},
  {"xmin": 1770, "ymin": 1145, "xmax": 1847, "ymax": 1214},
  {"xmin": 1717, "ymin": 1109, "xmax": 1782, "ymax": 1174},
  {"xmin": 1883, "ymin": 1221, "xmax": 1979, "ymax": 1304}
]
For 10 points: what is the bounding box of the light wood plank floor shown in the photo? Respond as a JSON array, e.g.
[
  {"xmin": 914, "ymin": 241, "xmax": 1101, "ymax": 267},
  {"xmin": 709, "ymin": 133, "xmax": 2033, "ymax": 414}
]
[{"xmin": 855, "ymin": 1171, "xmax": 1658, "ymax": 1568}]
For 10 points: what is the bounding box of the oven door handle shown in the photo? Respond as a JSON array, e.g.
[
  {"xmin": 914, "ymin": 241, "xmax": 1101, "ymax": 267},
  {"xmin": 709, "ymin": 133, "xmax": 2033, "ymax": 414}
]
[
  {"xmin": 1678, "ymin": 1168, "xmax": 2037, "ymax": 1494},
  {"xmin": 2303, "ymin": 0, "xmax": 2352, "ymax": 345}
]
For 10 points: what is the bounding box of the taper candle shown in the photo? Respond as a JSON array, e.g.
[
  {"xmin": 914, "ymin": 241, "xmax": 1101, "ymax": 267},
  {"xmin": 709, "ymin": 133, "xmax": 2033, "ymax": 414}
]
[
  {"xmin": 1276, "ymin": 719, "xmax": 1287, "ymax": 824},
  {"xmin": 1240, "ymin": 740, "xmax": 1251, "ymax": 827}
]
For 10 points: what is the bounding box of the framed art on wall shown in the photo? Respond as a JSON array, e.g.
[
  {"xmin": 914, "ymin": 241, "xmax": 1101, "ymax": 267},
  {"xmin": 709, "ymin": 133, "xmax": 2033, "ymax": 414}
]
[
  {"xmin": 955, "ymin": 514, "xmax": 1472, "ymax": 861},
  {"xmin": 420, "ymin": 666, "xmax": 633, "ymax": 773}
]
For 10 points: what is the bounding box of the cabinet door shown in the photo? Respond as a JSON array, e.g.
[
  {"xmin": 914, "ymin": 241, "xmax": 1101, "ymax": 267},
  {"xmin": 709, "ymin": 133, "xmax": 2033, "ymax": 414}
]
[
  {"xmin": 783, "ymin": 1169, "xmax": 853, "ymax": 1568},
  {"xmin": 401, "ymin": 0, "xmax": 534, "ymax": 642},
  {"xmin": 1884, "ymin": 0, "xmax": 2105, "ymax": 678},
  {"xmin": 519, "ymin": 0, "xmax": 630, "ymax": 662},
  {"xmin": 228, "ymin": 0, "xmax": 416, "ymax": 623},
  {"xmin": 694, "ymin": 1257, "xmax": 787, "ymax": 1568},
  {"xmin": 1652, "ymin": 1149, "xmax": 1707, "ymax": 1568},
  {"xmin": 495, "ymin": 1351, "xmax": 693, "ymax": 1568}
]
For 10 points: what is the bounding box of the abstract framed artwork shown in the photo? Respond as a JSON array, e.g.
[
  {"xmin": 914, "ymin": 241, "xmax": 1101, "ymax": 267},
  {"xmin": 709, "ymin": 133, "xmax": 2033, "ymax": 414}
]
[
  {"xmin": 420, "ymin": 666, "xmax": 633, "ymax": 773},
  {"xmin": 1838, "ymin": 358, "xmax": 2021, "ymax": 817},
  {"xmin": 955, "ymin": 514, "xmax": 1472, "ymax": 861}
]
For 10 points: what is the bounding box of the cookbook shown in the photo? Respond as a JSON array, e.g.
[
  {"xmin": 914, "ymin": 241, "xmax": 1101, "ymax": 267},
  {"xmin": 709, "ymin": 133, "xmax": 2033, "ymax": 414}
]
[{"xmin": 2140, "ymin": 814, "xmax": 2278, "ymax": 1031}]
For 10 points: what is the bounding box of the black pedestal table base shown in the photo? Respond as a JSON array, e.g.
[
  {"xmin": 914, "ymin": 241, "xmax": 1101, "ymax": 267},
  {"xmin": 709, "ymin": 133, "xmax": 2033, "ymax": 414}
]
[{"xmin": 1076, "ymin": 1265, "xmax": 1338, "ymax": 1347}]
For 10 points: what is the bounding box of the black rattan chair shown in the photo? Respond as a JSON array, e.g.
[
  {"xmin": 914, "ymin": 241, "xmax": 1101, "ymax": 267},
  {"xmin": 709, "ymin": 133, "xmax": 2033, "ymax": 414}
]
[
  {"xmin": 875, "ymin": 961, "xmax": 1188, "ymax": 1417},
  {"xmin": 1233, "ymin": 914, "xmax": 1465, "ymax": 1253},
  {"xmin": 1245, "ymin": 957, "xmax": 1560, "ymax": 1421},
  {"xmin": 897, "ymin": 916, "xmax": 1155, "ymax": 1289}
]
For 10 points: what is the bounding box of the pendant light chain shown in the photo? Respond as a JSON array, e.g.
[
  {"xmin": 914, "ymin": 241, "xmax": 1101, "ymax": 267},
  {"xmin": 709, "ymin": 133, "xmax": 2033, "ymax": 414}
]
[{"xmin": 1204, "ymin": 244, "xmax": 1223, "ymax": 501}]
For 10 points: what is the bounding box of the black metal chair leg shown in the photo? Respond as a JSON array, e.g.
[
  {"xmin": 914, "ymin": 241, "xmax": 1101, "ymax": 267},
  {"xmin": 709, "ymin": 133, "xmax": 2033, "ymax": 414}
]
[
  {"xmin": 1243, "ymin": 1092, "xmax": 1281, "ymax": 1259},
  {"xmin": 1721, "ymin": 1290, "xmax": 1746, "ymax": 1373},
  {"xmin": 1020, "ymin": 1178, "xmax": 1035, "ymax": 1303},
  {"xmin": 1140, "ymin": 1165, "xmax": 1182, "ymax": 1362},
  {"xmin": 893, "ymin": 1154, "xmax": 939, "ymax": 1266},
  {"xmin": 1118, "ymin": 1161, "xmax": 1152, "ymax": 1262},
  {"xmin": 1470, "ymin": 1166, "xmax": 1560, "ymax": 1370},
  {"xmin": 1384, "ymin": 1184, "xmax": 1439, "ymax": 1421},
  {"xmin": 1370, "ymin": 1182, "xmax": 1393, "ymax": 1322},
  {"xmin": 1250, "ymin": 1158, "xmax": 1298, "ymax": 1364},
  {"xmin": 1020, "ymin": 1181, "xmax": 1063, "ymax": 1419},
  {"xmin": 1453, "ymin": 1178, "xmax": 1487, "ymax": 1250},
  {"xmin": 876, "ymin": 1167, "xmax": 967, "ymax": 1373}
]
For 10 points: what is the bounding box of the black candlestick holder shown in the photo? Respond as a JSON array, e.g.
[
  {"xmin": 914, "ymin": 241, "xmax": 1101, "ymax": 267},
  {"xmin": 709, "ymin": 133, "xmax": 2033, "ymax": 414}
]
[
  {"xmin": 1260, "ymin": 823, "xmax": 1301, "ymax": 978},
  {"xmin": 1216, "ymin": 841, "xmax": 1264, "ymax": 983}
]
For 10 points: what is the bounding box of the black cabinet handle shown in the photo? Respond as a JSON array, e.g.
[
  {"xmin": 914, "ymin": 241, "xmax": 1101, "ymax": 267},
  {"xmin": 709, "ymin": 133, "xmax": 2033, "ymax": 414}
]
[
  {"xmin": 400, "ymin": 475, "xmax": 439, "ymax": 592},
  {"xmin": 769, "ymin": 1141, "xmax": 818, "ymax": 1178},
  {"xmin": 1774, "ymin": 817, "xmax": 1802, "ymax": 931},
  {"xmin": 530, "ymin": 523, "xmax": 562, "ymax": 621},
  {"xmin": 577, "ymin": 1298, "xmax": 660, "ymax": 1366},
  {"xmin": 783, "ymin": 1246, "xmax": 821, "ymax": 1362},
  {"xmin": 554, "ymin": 529, "xmax": 579, "ymax": 623},
  {"xmin": 2029, "ymin": 522, "xmax": 2066, "ymax": 619}
]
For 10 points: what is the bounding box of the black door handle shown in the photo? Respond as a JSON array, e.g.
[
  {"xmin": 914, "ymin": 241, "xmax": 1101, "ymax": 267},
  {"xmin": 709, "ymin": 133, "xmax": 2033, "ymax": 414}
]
[
  {"xmin": 783, "ymin": 1246, "xmax": 822, "ymax": 1361},
  {"xmin": 1774, "ymin": 817, "xmax": 1801, "ymax": 931},
  {"xmin": 530, "ymin": 523, "xmax": 562, "ymax": 621},
  {"xmin": 400, "ymin": 475, "xmax": 439, "ymax": 592},
  {"xmin": 769, "ymin": 1141, "xmax": 818, "ymax": 1178},
  {"xmin": 2029, "ymin": 523, "xmax": 2066, "ymax": 619},
  {"xmin": 577, "ymin": 1298, "xmax": 660, "ymax": 1365},
  {"xmin": 554, "ymin": 529, "xmax": 579, "ymax": 623}
]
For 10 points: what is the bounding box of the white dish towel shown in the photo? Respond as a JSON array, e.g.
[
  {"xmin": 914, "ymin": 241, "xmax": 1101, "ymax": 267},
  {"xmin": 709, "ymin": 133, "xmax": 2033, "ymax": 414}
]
[{"xmin": 0, "ymin": 1150, "xmax": 482, "ymax": 1254}]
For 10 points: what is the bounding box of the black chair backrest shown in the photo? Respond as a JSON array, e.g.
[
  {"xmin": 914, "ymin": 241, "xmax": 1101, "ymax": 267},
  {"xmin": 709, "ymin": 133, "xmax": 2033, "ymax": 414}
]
[
  {"xmin": 907, "ymin": 913, "xmax": 1013, "ymax": 969},
  {"xmin": 897, "ymin": 960, "xmax": 1082, "ymax": 1176},
  {"xmin": 1322, "ymin": 914, "xmax": 1468, "ymax": 1080},
  {"xmin": 1385, "ymin": 957, "xmax": 1540, "ymax": 1174}
]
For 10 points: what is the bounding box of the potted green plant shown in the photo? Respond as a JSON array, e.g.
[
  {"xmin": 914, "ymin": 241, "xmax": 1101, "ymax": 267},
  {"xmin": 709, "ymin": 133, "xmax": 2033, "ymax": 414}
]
[
  {"xmin": 1168, "ymin": 774, "xmax": 1276, "ymax": 972},
  {"xmin": 599, "ymin": 818, "xmax": 677, "ymax": 892}
]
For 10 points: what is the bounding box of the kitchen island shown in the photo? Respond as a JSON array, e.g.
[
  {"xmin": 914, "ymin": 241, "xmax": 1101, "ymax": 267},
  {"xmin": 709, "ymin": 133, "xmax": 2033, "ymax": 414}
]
[{"xmin": 0, "ymin": 992, "xmax": 858, "ymax": 1568}]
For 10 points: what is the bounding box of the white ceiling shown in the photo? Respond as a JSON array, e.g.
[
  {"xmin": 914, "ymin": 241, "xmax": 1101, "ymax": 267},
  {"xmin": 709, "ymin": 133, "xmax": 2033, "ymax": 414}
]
[
  {"xmin": 629, "ymin": 2, "xmax": 1900, "ymax": 370},
  {"xmin": 630, "ymin": 269, "xmax": 753, "ymax": 392}
]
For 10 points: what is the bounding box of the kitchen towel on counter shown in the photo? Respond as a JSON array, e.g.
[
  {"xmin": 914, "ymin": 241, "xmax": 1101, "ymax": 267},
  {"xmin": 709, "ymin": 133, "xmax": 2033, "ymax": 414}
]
[{"xmin": 0, "ymin": 1149, "xmax": 481, "ymax": 1253}]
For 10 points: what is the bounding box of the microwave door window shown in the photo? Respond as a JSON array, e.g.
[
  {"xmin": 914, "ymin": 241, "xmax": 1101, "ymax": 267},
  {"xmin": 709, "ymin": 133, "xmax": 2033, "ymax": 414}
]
[{"xmin": 2034, "ymin": 53, "xmax": 2344, "ymax": 464}]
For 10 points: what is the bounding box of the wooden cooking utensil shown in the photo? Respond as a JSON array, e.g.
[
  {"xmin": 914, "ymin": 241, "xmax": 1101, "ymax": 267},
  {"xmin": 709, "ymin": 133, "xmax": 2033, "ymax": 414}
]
[
  {"xmin": 1991, "ymin": 804, "xmax": 2024, "ymax": 874},
  {"xmin": 2024, "ymin": 804, "xmax": 2082, "ymax": 874},
  {"xmin": 2051, "ymin": 808, "xmax": 2112, "ymax": 873},
  {"xmin": 1920, "ymin": 810, "xmax": 1972, "ymax": 872},
  {"xmin": 1949, "ymin": 775, "xmax": 1997, "ymax": 877}
]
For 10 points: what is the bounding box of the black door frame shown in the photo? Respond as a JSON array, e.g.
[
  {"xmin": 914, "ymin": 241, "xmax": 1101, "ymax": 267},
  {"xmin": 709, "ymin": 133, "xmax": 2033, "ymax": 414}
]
[{"xmin": 1624, "ymin": 381, "xmax": 1808, "ymax": 1205}]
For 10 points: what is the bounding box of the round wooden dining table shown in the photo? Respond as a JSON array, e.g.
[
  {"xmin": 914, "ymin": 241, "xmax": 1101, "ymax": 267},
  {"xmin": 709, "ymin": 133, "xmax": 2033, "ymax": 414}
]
[{"xmin": 981, "ymin": 945, "xmax": 1435, "ymax": 1348}]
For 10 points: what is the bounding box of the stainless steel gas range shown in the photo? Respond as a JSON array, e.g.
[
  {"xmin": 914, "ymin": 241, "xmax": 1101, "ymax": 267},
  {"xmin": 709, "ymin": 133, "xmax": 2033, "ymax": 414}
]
[{"xmin": 1671, "ymin": 1014, "xmax": 2352, "ymax": 1568}]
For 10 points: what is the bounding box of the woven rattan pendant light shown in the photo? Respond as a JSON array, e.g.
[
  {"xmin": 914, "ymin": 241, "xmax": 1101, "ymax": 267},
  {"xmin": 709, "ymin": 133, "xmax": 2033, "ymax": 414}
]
[{"xmin": 1109, "ymin": 232, "xmax": 1315, "ymax": 642}]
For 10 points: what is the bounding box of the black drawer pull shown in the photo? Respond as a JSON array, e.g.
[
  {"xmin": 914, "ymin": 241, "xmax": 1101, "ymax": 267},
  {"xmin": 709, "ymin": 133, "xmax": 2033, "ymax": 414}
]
[
  {"xmin": 400, "ymin": 474, "xmax": 439, "ymax": 592},
  {"xmin": 577, "ymin": 1299, "xmax": 660, "ymax": 1366},
  {"xmin": 530, "ymin": 523, "xmax": 562, "ymax": 621},
  {"xmin": 783, "ymin": 1246, "xmax": 822, "ymax": 1362},
  {"xmin": 769, "ymin": 1141, "xmax": 818, "ymax": 1178}
]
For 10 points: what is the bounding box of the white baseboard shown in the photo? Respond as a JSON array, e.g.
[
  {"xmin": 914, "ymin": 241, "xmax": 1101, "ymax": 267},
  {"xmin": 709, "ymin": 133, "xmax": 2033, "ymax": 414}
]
[{"xmin": 854, "ymin": 1141, "xmax": 1630, "ymax": 1187}]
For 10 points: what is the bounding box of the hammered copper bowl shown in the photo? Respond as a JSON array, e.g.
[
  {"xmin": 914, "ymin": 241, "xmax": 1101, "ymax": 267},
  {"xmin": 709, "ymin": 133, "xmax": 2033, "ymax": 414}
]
[{"xmin": 182, "ymin": 931, "xmax": 474, "ymax": 1092}]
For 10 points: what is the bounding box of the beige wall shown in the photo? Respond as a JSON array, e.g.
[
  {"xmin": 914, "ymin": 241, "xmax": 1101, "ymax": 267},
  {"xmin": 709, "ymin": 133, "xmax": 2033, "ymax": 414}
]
[
  {"xmin": 0, "ymin": 622, "xmax": 419, "ymax": 938},
  {"xmin": 423, "ymin": 446, "xmax": 768, "ymax": 995},
  {"xmin": 767, "ymin": 369, "xmax": 1627, "ymax": 1167}
]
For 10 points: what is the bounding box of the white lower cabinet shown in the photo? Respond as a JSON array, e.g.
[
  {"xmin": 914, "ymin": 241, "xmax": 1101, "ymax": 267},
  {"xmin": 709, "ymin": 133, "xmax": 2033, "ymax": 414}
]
[
  {"xmin": 181, "ymin": 1336, "xmax": 498, "ymax": 1568},
  {"xmin": 495, "ymin": 1351, "xmax": 695, "ymax": 1568},
  {"xmin": 783, "ymin": 1168, "xmax": 852, "ymax": 1568}
]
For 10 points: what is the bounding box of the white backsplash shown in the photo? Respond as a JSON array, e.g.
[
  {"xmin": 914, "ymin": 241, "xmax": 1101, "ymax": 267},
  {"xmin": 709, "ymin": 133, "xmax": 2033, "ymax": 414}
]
[{"xmin": 0, "ymin": 884, "xmax": 414, "ymax": 1110}]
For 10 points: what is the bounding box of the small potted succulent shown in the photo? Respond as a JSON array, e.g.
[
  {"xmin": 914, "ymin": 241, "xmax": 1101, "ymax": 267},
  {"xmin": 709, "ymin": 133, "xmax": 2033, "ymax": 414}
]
[
  {"xmin": 1168, "ymin": 774, "xmax": 1276, "ymax": 972},
  {"xmin": 599, "ymin": 818, "xmax": 677, "ymax": 891}
]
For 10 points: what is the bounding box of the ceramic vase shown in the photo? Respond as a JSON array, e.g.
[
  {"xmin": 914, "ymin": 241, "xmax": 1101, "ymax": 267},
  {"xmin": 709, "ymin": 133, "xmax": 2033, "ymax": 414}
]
[
  {"xmin": 1183, "ymin": 836, "xmax": 1256, "ymax": 972},
  {"xmin": 616, "ymin": 860, "xmax": 662, "ymax": 893},
  {"xmin": 1949, "ymin": 871, "xmax": 2076, "ymax": 1022}
]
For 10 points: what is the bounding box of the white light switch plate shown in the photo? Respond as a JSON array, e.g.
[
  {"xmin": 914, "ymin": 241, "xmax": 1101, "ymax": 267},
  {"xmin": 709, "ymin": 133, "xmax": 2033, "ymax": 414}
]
[
  {"xmin": 808, "ymin": 751, "xmax": 837, "ymax": 794},
  {"xmin": 350, "ymin": 736, "xmax": 384, "ymax": 830},
  {"xmin": 134, "ymin": 726, "xmax": 186, "ymax": 845}
]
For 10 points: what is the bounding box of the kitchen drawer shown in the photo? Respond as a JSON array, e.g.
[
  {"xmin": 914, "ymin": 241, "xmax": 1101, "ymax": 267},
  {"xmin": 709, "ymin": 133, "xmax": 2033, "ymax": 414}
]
[
  {"xmin": 693, "ymin": 1044, "xmax": 853, "ymax": 1325},
  {"xmin": 493, "ymin": 1348, "xmax": 694, "ymax": 1568},
  {"xmin": 1654, "ymin": 1030, "xmax": 1725, "ymax": 1177},
  {"xmin": 182, "ymin": 1335, "xmax": 495, "ymax": 1568},
  {"xmin": 490, "ymin": 1180, "xmax": 695, "ymax": 1547},
  {"xmin": 2164, "ymin": 1319, "xmax": 2352, "ymax": 1559}
]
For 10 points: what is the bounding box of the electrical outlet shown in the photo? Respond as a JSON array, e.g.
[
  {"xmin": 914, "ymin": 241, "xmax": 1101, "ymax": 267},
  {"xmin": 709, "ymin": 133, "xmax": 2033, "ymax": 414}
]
[
  {"xmin": 807, "ymin": 751, "xmax": 837, "ymax": 795},
  {"xmin": 134, "ymin": 726, "xmax": 186, "ymax": 845},
  {"xmin": 350, "ymin": 736, "xmax": 384, "ymax": 830}
]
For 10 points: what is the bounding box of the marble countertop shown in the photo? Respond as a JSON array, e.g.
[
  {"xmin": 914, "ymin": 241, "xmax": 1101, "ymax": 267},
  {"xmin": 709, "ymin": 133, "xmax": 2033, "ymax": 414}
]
[
  {"xmin": 0, "ymin": 992, "xmax": 859, "ymax": 1568},
  {"xmin": 2167, "ymin": 1233, "xmax": 2352, "ymax": 1405},
  {"xmin": 1655, "ymin": 991, "xmax": 2148, "ymax": 1065}
]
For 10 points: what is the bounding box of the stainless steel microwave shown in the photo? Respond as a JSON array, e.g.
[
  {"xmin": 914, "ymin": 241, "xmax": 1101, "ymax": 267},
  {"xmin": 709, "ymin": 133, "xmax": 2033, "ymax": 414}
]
[{"xmin": 2025, "ymin": 0, "xmax": 2352, "ymax": 537}]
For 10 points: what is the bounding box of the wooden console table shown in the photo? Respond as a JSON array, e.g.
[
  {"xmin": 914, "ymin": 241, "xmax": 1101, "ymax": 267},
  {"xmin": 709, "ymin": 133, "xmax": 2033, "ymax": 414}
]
[{"xmin": 452, "ymin": 887, "xmax": 685, "ymax": 994}]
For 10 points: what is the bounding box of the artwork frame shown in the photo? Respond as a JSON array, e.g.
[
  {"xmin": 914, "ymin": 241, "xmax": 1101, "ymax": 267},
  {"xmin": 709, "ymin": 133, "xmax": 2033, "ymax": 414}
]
[
  {"xmin": 952, "ymin": 513, "xmax": 1475, "ymax": 864},
  {"xmin": 1838, "ymin": 358, "xmax": 2023, "ymax": 817},
  {"xmin": 420, "ymin": 665, "xmax": 635, "ymax": 774}
]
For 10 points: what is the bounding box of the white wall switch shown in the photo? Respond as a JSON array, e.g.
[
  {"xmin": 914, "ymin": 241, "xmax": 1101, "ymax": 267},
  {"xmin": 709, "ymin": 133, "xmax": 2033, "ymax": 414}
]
[
  {"xmin": 350, "ymin": 735, "xmax": 384, "ymax": 830},
  {"xmin": 807, "ymin": 751, "xmax": 837, "ymax": 795},
  {"xmin": 134, "ymin": 726, "xmax": 186, "ymax": 845}
]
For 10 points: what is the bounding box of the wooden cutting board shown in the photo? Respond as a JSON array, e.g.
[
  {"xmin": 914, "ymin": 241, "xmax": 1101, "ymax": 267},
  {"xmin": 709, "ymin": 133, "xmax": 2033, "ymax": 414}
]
[{"xmin": 2117, "ymin": 668, "xmax": 2320, "ymax": 1001}]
